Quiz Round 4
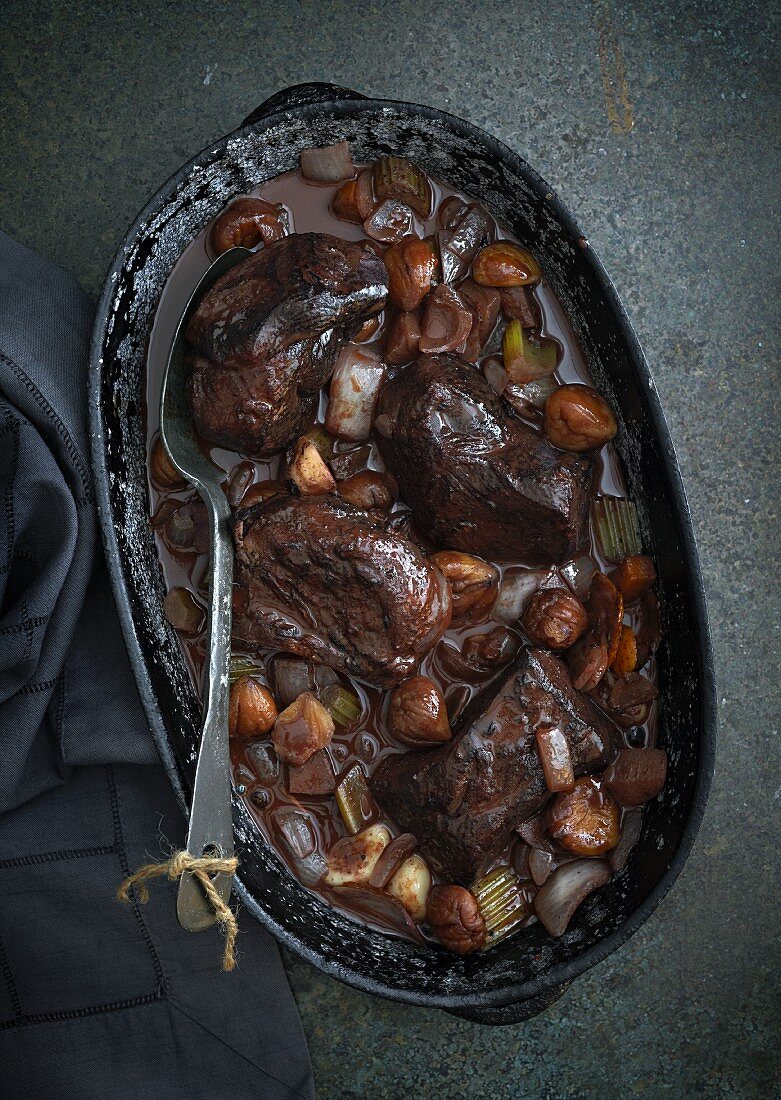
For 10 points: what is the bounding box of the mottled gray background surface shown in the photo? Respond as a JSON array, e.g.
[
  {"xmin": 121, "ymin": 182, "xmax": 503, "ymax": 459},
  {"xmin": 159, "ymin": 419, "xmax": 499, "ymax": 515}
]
[{"xmin": 2, "ymin": 1, "xmax": 779, "ymax": 1096}]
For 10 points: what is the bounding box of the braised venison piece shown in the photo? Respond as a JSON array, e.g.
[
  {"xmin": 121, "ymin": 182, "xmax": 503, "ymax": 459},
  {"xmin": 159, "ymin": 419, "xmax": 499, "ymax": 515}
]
[
  {"xmin": 376, "ymin": 355, "xmax": 593, "ymax": 564},
  {"xmin": 232, "ymin": 493, "xmax": 451, "ymax": 687},
  {"xmin": 370, "ymin": 648, "xmax": 620, "ymax": 883},
  {"xmin": 186, "ymin": 233, "xmax": 387, "ymax": 455}
]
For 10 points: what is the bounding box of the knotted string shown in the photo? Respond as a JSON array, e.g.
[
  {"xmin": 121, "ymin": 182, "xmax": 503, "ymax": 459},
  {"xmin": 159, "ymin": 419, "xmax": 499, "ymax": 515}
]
[{"xmin": 117, "ymin": 850, "xmax": 239, "ymax": 971}]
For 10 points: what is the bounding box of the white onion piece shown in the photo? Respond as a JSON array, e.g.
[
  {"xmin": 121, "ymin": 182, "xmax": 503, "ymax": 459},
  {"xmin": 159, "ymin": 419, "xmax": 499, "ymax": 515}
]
[
  {"xmin": 299, "ymin": 141, "xmax": 355, "ymax": 182},
  {"xmin": 373, "ymin": 413, "xmax": 392, "ymax": 439},
  {"xmin": 528, "ymin": 847, "xmax": 554, "ymax": 886},
  {"xmin": 534, "ymin": 859, "xmax": 611, "ymax": 937},
  {"xmin": 608, "ymin": 808, "xmax": 643, "ymax": 872},
  {"xmin": 272, "ymin": 808, "xmax": 328, "ymax": 886},
  {"xmin": 560, "ymin": 555, "xmax": 598, "ymax": 601},
  {"xmin": 325, "ymin": 347, "xmax": 387, "ymax": 442},
  {"xmin": 505, "ymin": 375, "xmax": 558, "ymax": 414},
  {"xmin": 482, "ymin": 356, "xmax": 507, "ymax": 395},
  {"xmin": 493, "ymin": 569, "xmax": 545, "ymax": 624},
  {"xmin": 517, "ymin": 815, "xmax": 555, "ymax": 854}
]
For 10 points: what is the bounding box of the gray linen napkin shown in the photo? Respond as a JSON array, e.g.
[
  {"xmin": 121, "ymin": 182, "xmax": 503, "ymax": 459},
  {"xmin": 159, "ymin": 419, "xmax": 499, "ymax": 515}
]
[{"xmin": 0, "ymin": 230, "xmax": 315, "ymax": 1100}]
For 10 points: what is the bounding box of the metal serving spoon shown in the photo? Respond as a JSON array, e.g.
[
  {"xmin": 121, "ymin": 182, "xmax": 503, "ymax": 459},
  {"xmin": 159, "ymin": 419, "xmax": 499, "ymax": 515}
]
[{"xmin": 159, "ymin": 246, "xmax": 252, "ymax": 932}]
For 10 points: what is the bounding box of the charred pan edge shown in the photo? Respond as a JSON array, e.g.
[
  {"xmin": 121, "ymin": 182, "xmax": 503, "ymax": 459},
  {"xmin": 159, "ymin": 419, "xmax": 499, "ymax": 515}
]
[{"xmin": 88, "ymin": 83, "xmax": 716, "ymax": 1015}]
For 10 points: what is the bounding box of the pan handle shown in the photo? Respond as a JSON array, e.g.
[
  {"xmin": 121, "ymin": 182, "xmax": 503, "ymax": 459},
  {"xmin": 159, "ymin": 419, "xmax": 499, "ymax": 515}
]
[
  {"xmin": 242, "ymin": 82, "xmax": 368, "ymax": 128},
  {"xmin": 446, "ymin": 982, "xmax": 570, "ymax": 1025}
]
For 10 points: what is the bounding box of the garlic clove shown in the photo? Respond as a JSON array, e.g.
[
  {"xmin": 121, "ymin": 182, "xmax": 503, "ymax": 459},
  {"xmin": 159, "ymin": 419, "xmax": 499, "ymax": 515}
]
[
  {"xmin": 387, "ymin": 853, "xmax": 431, "ymax": 922},
  {"xmin": 323, "ymin": 824, "xmax": 391, "ymax": 886}
]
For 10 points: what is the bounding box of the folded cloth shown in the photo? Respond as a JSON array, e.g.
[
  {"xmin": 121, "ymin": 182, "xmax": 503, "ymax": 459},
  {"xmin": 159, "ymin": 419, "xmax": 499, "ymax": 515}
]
[{"xmin": 0, "ymin": 231, "xmax": 315, "ymax": 1099}]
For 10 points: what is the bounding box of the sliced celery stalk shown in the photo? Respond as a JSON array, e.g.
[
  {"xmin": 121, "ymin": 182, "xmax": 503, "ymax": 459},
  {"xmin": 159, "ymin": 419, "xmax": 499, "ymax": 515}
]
[
  {"xmin": 473, "ymin": 865, "xmax": 532, "ymax": 948},
  {"xmin": 503, "ymin": 320, "xmax": 558, "ymax": 383},
  {"xmin": 335, "ymin": 764, "xmax": 376, "ymax": 835},
  {"xmin": 521, "ymin": 327, "xmax": 558, "ymax": 373},
  {"xmin": 229, "ymin": 655, "xmax": 264, "ymax": 683},
  {"xmin": 593, "ymin": 497, "xmax": 642, "ymax": 563},
  {"xmin": 321, "ymin": 683, "xmax": 361, "ymax": 727},
  {"xmin": 372, "ymin": 156, "xmax": 431, "ymax": 218},
  {"xmin": 502, "ymin": 319, "xmax": 523, "ymax": 375}
]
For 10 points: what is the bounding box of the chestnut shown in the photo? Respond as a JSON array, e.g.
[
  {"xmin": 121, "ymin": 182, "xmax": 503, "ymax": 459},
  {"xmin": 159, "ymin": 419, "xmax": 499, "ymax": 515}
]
[
  {"xmin": 547, "ymin": 777, "xmax": 620, "ymax": 856},
  {"xmin": 150, "ymin": 436, "xmax": 186, "ymax": 490},
  {"xmin": 229, "ymin": 676, "xmax": 278, "ymax": 739},
  {"xmin": 337, "ymin": 470, "xmax": 396, "ymax": 512},
  {"xmin": 388, "ymin": 676, "xmax": 452, "ymax": 746},
  {"xmin": 543, "ymin": 384, "xmax": 617, "ymax": 451},
  {"xmin": 162, "ymin": 587, "xmax": 204, "ymax": 636},
  {"xmin": 210, "ymin": 197, "xmax": 288, "ymax": 254},
  {"xmin": 383, "ymin": 309, "xmax": 421, "ymax": 365},
  {"xmin": 383, "ymin": 235, "xmax": 438, "ymax": 311},
  {"xmin": 272, "ymin": 691, "xmax": 335, "ymax": 766},
  {"xmin": 430, "ymin": 550, "xmax": 499, "ymax": 621},
  {"xmin": 426, "ymin": 884, "xmax": 486, "ymax": 954},
  {"xmin": 331, "ymin": 171, "xmax": 374, "ymax": 224},
  {"xmin": 522, "ymin": 587, "xmax": 589, "ymax": 651},
  {"xmin": 472, "ymin": 241, "xmax": 541, "ymax": 287},
  {"xmin": 459, "ymin": 625, "xmax": 520, "ymax": 672}
]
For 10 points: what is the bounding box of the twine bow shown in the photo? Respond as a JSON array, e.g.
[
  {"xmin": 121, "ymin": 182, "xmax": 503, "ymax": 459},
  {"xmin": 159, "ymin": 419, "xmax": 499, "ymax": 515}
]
[{"xmin": 118, "ymin": 850, "xmax": 239, "ymax": 971}]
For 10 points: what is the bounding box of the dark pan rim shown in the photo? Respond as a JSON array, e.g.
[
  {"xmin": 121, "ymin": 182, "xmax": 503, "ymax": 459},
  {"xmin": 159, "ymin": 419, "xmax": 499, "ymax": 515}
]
[{"xmin": 88, "ymin": 92, "xmax": 717, "ymax": 1012}]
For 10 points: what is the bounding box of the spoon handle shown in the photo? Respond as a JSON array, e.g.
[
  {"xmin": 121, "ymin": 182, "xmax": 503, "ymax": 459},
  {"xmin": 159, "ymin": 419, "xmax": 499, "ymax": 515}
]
[{"xmin": 177, "ymin": 489, "xmax": 235, "ymax": 931}]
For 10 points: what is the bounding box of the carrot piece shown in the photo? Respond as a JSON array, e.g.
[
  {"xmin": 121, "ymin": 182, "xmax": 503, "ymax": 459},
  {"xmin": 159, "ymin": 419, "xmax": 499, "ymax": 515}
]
[
  {"xmin": 610, "ymin": 624, "xmax": 638, "ymax": 677},
  {"xmin": 611, "ymin": 555, "xmax": 657, "ymax": 604},
  {"xmin": 588, "ymin": 573, "xmax": 624, "ymax": 665}
]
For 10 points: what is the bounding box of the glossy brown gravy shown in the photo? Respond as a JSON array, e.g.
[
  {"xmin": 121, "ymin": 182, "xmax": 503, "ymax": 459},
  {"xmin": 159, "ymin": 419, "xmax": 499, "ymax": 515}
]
[{"xmin": 145, "ymin": 168, "xmax": 656, "ymax": 943}]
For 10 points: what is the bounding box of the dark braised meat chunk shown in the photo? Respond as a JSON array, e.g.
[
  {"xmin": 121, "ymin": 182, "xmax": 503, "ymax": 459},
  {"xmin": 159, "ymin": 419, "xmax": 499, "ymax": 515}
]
[
  {"xmin": 187, "ymin": 337, "xmax": 339, "ymax": 458},
  {"xmin": 376, "ymin": 355, "xmax": 593, "ymax": 563},
  {"xmin": 370, "ymin": 648, "xmax": 619, "ymax": 883},
  {"xmin": 232, "ymin": 493, "xmax": 451, "ymax": 687},
  {"xmin": 186, "ymin": 233, "xmax": 387, "ymax": 455}
]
